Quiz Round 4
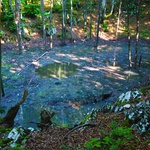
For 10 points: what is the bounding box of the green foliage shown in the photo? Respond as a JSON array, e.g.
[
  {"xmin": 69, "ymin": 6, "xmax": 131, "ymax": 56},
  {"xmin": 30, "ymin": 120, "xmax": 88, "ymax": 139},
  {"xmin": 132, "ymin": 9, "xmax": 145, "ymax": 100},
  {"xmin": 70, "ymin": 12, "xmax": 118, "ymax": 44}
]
[
  {"xmin": 23, "ymin": 4, "xmax": 40, "ymax": 18},
  {"xmin": 60, "ymin": 145, "xmax": 71, "ymax": 150},
  {"xmin": 84, "ymin": 121, "xmax": 133, "ymax": 150},
  {"xmin": 102, "ymin": 22, "xmax": 109, "ymax": 32},
  {"xmin": 0, "ymin": 107, "xmax": 5, "ymax": 114},
  {"xmin": 0, "ymin": 30, "xmax": 4, "ymax": 38}
]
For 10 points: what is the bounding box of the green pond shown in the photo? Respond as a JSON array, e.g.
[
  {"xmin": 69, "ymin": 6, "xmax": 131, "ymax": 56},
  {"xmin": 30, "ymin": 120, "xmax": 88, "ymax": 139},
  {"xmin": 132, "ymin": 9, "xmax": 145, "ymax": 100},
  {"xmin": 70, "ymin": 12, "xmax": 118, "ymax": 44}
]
[{"xmin": 35, "ymin": 62, "xmax": 78, "ymax": 79}]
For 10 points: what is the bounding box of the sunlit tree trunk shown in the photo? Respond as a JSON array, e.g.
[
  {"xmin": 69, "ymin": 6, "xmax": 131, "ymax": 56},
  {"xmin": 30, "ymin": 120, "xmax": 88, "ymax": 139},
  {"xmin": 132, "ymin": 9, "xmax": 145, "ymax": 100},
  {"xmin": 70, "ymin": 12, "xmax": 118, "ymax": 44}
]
[
  {"xmin": 126, "ymin": 0, "xmax": 132, "ymax": 67},
  {"xmin": 49, "ymin": 0, "xmax": 53, "ymax": 49},
  {"xmin": 70, "ymin": 0, "xmax": 74, "ymax": 43},
  {"xmin": 15, "ymin": 0, "xmax": 23, "ymax": 54},
  {"xmin": 62, "ymin": 0, "xmax": 67, "ymax": 46},
  {"xmin": 134, "ymin": 0, "xmax": 141, "ymax": 68},
  {"xmin": 95, "ymin": 0, "xmax": 101, "ymax": 48},
  {"xmin": 115, "ymin": 0, "xmax": 122, "ymax": 40}
]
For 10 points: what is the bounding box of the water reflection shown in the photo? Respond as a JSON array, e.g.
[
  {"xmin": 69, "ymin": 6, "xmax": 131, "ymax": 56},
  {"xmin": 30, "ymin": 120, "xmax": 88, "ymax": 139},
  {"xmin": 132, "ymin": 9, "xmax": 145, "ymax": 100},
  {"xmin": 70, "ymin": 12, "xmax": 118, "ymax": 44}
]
[{"xmin": 36, "ymin": 62, "xmax": 78, "ymax": 79}]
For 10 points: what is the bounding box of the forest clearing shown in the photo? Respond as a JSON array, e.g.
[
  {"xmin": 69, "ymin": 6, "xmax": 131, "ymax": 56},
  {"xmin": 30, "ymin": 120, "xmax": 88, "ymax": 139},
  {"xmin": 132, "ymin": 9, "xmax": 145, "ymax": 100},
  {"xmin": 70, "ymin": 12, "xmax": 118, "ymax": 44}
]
[{"xmin": 0, "ymin": 0, "xmax": 150, "ymax": 149}]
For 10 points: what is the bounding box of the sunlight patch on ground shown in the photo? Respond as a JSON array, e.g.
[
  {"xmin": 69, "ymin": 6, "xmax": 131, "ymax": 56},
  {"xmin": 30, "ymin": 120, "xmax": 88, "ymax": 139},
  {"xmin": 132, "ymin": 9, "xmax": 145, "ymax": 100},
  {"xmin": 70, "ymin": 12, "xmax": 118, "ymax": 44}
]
[
  {"xmin": 124, "ymin": 70, "xmax": 139, "ymax": 76},
  {"xmin": 99, "ymin": 66, "xmax": 126, "ymax": 80},
  {"xmin": 83, "ymin": 66, "xmax": 99, "ymax": 71}
]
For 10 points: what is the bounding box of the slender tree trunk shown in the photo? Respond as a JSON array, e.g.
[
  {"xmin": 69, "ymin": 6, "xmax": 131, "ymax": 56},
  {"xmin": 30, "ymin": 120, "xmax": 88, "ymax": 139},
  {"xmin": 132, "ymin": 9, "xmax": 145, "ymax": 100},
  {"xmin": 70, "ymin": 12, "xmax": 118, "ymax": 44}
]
[
  {"xmin": 40, "ymin": 0, "xmax": 45, "ymax": 38},
  {"xmin": 70, "ymin": 0, "xmax": 73, "ymax": 42},
  {"xmin": 40, "ymin": 0, "xmax": 46, "ymax": 50},
  {"xmin": 89, "ymin": 0, "xmax": 93, "ymax": 40},
  {"xmin": 134, "ymin": 0, "xmax": 141, "ymax": 68},
  {"xmin": 84, "ymin": 0, "xmax": 88, "ymax": 31},
  {"xmin": 101, "ymin": 0, "xmax": 106, "ymax": 22},
  {"xmin": 0, "ymin": 0, "xmax": 2, "ymax": 101},
  {"xmin": 15, "ymin": 0, "xmax": 23, "ymax": 54},
  {"xmin": 9, "ymin": 0, "xmax": 14, "ymax": 13},
  {"xmin": 0, "ymin": 36, "xmax": 2, "ymax": 101},
  {"xmin": 115, "ymin": 0, "xmax": 122, "ymax": 40},
  {"xmin": 62, "ymin": 0, "xmax": 67, "ymax": 46},
  {"xmin": 127, "ymin": 0, "xmax": 132, "ymax": 67},
  {"xmin": 95, "ymin": 0, "xmax": 101, "ymax": 48},
  {"xmin": 49, "ymin": 0, "xmax": 53, "ymax": 49}
]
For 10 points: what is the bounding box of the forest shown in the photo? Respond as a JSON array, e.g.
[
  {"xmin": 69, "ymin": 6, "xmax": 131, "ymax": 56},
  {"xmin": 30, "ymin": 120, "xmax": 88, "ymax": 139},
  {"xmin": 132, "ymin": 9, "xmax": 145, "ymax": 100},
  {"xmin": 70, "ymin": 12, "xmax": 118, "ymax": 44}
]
[{"xmin": 0, "ymin": 0, "xmax": 150, "ymax": 149}]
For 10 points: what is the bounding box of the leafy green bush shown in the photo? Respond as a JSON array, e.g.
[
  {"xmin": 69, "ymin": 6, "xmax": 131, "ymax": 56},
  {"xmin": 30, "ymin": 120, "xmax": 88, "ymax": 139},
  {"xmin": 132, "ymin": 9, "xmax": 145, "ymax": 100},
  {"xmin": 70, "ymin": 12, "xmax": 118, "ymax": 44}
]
[
  {"xmin": 84, "ymin": 121, "xmax": 133, "ymax": 150},
  {"xmin": 23, "ymin": 4, "xmax": 40, "ymax": 18}
]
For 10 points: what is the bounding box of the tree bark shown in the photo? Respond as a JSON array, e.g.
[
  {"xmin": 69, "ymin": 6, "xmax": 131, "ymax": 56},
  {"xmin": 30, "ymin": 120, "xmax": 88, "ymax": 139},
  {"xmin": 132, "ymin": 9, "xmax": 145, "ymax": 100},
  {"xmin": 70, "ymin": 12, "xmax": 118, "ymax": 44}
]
[
  {"xmin": 49, "ymin": 0, "xmax": 53, "ymax": 49},
  {"xmin": 95, "ymin": 0, "xmax": 101, "ymax": 48},
  {"xmin": 134, "ymin": 0, "xmax": 141, "ymax": 68},
  {"xmin": 15, "ymin": 0, "xmax": 23, "ymax": 54},
  {"xmin": 89, "ymin": 0, "xmax": 93, "ymax": 40},
  {"xmin": 115, "ymin": 0, "xmax": 122, "ymax": 40},
  {"xmin": 70, "ymin": 0, "xmax": 74, "ymax": 42},
  {"xmin": 62, "ymin": 0, "xmax": 67, "ymax": 46},
  {"xmin": 40, "ymin": 0, "xmax": 45, "ymax": 38},
  {"xmin": 127, "ymin": 0, "xmax": 132, "ymax": 67}
]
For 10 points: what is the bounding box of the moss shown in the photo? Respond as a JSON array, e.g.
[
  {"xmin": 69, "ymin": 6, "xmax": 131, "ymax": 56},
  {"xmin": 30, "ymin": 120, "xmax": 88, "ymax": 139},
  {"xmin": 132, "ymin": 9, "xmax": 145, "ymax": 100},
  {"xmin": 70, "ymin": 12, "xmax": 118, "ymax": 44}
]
[
  {"xmin": 140, "ymin": 85, "xmax": 150, "ymax": 96},
  {"xmin": 122, "ymin": 118, "xmax": 130, "ymax": 127}
]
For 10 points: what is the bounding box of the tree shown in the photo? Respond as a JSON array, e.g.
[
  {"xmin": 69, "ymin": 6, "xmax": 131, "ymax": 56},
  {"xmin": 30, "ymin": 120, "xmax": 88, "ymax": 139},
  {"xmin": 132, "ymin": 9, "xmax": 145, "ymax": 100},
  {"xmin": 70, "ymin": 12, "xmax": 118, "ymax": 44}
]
[
  {"xmin": 83, "ymin": 0, "xmax": 88, "ymax": 31},
  {"xmin": 15, "ymin": 0, "xmax": 23, "ymax": 54},
  {"xmin": 49, "ymin": 0, "xmax": 54, "ymax": 49},
  {"xmin": 134, "ymin": 0, "xmax": 141, "ymax": 68},
  {"xmin": 62, "ymin": 0, "xmax": 67, "ymax": 46},
  {"xmin": 115, "ymin": 0, "xmax": 122, "ymax": 40},
  {"xmin": 89, "ymin": 0, "xmax": 93, "ymax": 40},
  {"xmin": 0, "ymin": 2, "xmax": 5, "ymax": 101},
  {"xmin": 70, "ymin": 0, "xmax": 74, "ymax": 42},
  {"xmin": 126, "ymin": 0, "xmax": 132, "ymax": 67},
  {"xmin": 95, "ymin": 0, "xmax": 102, "ymax": 48},
  {"xmin": 40, "ymin": 0, "xmax": 45, "ymax": 38}
]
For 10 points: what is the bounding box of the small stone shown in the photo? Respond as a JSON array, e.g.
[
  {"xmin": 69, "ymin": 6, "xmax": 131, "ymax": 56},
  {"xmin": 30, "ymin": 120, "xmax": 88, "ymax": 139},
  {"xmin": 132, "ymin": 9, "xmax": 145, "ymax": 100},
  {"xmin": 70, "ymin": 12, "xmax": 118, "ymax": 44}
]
[
  {"xmin": 114, "ymin": 106, "xmax": 119, "ymax": 113},
  {"xmin": 123, "ymin": 104, "xmax": 131, "ymax": 109}
]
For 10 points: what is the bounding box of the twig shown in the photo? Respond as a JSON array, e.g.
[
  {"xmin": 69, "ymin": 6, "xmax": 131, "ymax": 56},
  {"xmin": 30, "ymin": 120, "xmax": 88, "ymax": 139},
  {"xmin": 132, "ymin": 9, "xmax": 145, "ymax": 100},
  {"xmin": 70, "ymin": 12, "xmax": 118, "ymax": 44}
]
[{"xmin": 63, "ymin": 123, "xmax": 97, "ymax": 139}]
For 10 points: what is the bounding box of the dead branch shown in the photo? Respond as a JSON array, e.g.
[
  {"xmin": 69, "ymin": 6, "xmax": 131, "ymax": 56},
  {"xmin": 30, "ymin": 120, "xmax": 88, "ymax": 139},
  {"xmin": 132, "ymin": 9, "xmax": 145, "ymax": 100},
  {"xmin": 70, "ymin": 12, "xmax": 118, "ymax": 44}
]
[{"xmin": 63, "ymin": 123, "xmax": 97, "ymax": 139}]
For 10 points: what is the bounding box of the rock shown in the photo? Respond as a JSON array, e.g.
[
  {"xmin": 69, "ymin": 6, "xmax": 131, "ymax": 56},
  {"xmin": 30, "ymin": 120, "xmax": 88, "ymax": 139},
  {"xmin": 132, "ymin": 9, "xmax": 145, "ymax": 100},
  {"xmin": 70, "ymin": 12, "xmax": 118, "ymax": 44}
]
[
  {"xmin": 124, "ymin": 101, "xmax": 150, "ymax": 135},
  {"xmin": 8, "ymin": 127, "xmax": 34, "ymax": 148},
  {"xmin": 123, "ymin": 104, "xmax": 131, "ymax": 109}
]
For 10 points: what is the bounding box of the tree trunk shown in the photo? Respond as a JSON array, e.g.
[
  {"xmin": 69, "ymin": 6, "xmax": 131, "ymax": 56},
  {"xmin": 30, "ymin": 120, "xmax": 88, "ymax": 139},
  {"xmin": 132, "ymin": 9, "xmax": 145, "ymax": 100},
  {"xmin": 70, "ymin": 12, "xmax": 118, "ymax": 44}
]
[
  {"xmin": 9, "ymin": 0, "xmax": 14, "ymax": 13},
  {"xmin": 62, "ymin": 0, "xmax": 67, "ymax": 46},
  {"xmin": 0, "ymin": 36, "xmax": 2, "ymax": 101},
  {"xmin": 15, "ymin": 0, "xmax": 23, "ymax": 54},
  {"xmin": 127, "ymin": 0, "xmax": 132, "ymax": 67},
  {"xmin": 70, "ymin": 0, "xmax": 74, "ymax": 43},
  {"xmin": 95, "ymin": 0, "xmax": 101, "ymax": 48},
  {"xmin": 40, "ymin": 0, "xmax": 45, "ymax": 38},
  {"xmin": 89, "ymin": 0, "xmax": 93, "ymax": 40},
  {"xmin": 115, "ymin": 0, "xmax": 122, "ymax": 40},
  {"xmin": 84, "ymin": 0, "xmax": 88, "ymax": 31},
  {"xmin": 49, "ymin": 0, "xmax": 53, "ymax": 49},
  {"xmin": 134, "ymin": 0, "xmax": 141, "ymax": 68}
]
